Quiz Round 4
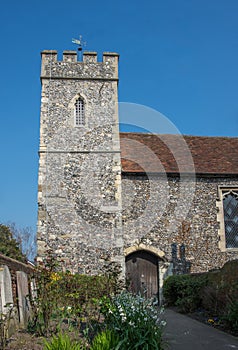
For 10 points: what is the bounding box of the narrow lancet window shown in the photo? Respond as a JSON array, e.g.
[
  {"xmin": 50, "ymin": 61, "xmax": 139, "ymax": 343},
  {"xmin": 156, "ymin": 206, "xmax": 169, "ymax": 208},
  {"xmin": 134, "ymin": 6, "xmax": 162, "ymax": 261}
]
[{"xmin": 75, "ymin": 98, "xmax": 85, "ymax": 126}]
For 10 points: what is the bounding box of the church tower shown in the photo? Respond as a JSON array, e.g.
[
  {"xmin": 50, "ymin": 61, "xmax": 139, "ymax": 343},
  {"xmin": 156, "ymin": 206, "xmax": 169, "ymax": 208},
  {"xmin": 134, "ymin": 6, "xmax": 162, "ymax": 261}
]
[{"xmin": 37, "ymin": 50, "xmax": 123, "ymax": 273}]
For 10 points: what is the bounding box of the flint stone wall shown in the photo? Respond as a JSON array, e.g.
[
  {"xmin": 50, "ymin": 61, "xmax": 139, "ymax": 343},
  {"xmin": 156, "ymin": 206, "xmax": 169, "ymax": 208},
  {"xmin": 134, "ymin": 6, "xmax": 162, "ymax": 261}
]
[
  {"xmin": 37, "ymin": 51, "xmax": 123, "ymax": 273},
  {"xmin": 37, "ymin": 50, "xmax": 238, "ymax": 275},
  {"xmin": 122, "ymin": 174, "xmax": 238, "ymax": 273}
]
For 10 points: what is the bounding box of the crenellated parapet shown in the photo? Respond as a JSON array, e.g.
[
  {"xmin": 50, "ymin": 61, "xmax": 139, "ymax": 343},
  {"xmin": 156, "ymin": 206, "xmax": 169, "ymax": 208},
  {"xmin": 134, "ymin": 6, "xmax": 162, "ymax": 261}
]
[{"xmin": 41, "ymin": 50, "xmax": 119, "ymax": 80}]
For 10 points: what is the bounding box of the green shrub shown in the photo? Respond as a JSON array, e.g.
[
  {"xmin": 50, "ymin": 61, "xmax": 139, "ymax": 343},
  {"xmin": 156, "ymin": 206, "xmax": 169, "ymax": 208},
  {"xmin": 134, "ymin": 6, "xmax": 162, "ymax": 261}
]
[
  {"xmin": 163, "ymin": 274, "xmax": 207, "ymax": 313},
  {"xmin": 90, "ymin": 329, "xmax": 120, "ymax": 350},
  {"xmin": 29, "ymin": 255, "xmax": 123, "ymax": 336},
  {"xmin": 100, "ymin": 291, "xmax": 165, "ymax": 349},
  {"xmin": 43, "ymin": 332, "xmax": 85, "ymax": 350},
  {"xmin": 0, "ymin": 224, "xmax": 27, "ymax": 262},
  {"xmin": 223, "ymin": 301, "xmax": 238, "ymax": 333},
  {"xmin": 163, "ymin": 275, "xmax": 182, "ymax": 306}
]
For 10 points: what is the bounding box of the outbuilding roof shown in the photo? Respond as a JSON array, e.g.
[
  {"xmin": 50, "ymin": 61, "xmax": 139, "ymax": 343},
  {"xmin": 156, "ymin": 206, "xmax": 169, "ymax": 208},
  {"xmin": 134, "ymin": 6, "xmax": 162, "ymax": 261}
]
[{"xmin": 120, "ymin": 133, "xmax": 238, "ymax": 175}]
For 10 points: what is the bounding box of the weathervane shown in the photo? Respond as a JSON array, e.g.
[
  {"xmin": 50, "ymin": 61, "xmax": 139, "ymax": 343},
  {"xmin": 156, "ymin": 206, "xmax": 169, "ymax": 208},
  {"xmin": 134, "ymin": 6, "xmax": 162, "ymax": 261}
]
[{"xmin": 72, "ymin": 35, "xmax": 86, "ymax": 51}]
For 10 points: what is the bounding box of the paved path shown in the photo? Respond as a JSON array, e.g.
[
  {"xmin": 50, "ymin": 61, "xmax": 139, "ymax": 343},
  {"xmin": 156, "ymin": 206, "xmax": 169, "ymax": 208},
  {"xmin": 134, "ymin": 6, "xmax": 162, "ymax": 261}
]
[{"xmin": 163, "ymin": 309, "xmax": 238, "ymax": 350}]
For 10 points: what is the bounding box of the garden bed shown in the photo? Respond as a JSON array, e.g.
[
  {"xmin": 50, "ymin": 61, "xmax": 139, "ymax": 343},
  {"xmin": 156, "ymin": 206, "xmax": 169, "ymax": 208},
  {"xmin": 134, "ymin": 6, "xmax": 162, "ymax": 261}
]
[
  {"xmin": 2, "ymin": 257, "xmax": 166, "ymax": 350},
  {"xmin": 6, "ymin": 330, "xmax": 44, "ymax": 350},
  {"xmin": 187, "ymin": 308, "xmax": 238, "ymax": 337}
]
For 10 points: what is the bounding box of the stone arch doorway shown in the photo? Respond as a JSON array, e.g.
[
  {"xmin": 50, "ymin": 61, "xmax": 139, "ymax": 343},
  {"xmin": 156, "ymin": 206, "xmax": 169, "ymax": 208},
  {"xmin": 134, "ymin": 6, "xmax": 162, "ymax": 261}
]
[{"xmin": 126, "ymin": 250, "xmax": 159, "ymax": 300}]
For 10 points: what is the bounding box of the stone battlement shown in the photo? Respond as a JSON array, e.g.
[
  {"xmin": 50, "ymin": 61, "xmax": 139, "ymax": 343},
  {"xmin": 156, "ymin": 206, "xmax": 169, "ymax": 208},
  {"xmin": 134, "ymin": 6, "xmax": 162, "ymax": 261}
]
[{"xmin": 41, "ymin": 50, "xmax": 119, "ymax": 80}]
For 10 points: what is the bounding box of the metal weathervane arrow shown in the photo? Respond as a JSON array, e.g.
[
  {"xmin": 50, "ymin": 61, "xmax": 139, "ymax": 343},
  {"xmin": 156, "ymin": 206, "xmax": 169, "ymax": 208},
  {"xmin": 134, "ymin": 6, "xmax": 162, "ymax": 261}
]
[{"xmin": 72, "ymin": 35, "xmax": 86, "ymax": 51}]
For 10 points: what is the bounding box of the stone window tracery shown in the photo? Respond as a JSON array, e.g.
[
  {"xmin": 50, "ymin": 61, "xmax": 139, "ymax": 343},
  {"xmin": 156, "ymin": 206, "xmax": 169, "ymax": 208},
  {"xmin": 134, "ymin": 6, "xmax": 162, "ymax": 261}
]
[{"xmin": 217, "ymin": 187, "xmax": 238, "ymax": 251}]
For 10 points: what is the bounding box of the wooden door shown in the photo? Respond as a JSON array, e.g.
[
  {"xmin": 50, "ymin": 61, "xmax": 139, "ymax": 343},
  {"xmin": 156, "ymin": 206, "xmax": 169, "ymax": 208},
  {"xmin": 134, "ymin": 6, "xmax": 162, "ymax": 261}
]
[{"xmin": 126, "ymin": 250, "xmax": 158, "ymax": 299}]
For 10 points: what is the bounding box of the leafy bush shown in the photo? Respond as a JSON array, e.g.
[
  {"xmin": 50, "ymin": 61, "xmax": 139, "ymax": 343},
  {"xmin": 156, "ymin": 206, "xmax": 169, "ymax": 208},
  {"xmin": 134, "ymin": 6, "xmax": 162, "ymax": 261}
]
[
  {"xmin": 0, "ymin": 224, "xmax": 27, "ymax": 262},
  {"xmin": 29, "ymin": 254, "xmax": 124, "ymax": 336},
  {"xmin": 163, "ymin": 274, "xmax": 207, "ymax": 313},
  {"xmin": 43, "ymin": 332, "xmax": 85, "ymax": 350},
  {"xmin": 162, "ymin": 275, "xmax": 182, "ymax": 306},
  {"xmin": 201, "ymin": 284, "xmax": 232, "ymax": 316},
  {"xmin": 100, "ymin": 291, "xmax": 165, "ymax": 349},
  {"xmin": 223, "ymin": 301, "xmax": 238, "ymax": 333}
]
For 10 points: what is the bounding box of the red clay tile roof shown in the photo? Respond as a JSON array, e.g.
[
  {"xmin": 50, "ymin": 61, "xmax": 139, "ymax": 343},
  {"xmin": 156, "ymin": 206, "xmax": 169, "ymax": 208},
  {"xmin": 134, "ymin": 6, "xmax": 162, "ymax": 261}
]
[{"xmin": 120, "ymin": 133, "xmax": 238, "ymax": 175}]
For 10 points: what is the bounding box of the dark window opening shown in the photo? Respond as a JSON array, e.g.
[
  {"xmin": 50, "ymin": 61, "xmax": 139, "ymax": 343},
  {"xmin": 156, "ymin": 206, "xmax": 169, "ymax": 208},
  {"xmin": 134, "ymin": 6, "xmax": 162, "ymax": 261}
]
[{"xmin": 75, "ymin": 98, "xmax": 85, "ymax": 126}]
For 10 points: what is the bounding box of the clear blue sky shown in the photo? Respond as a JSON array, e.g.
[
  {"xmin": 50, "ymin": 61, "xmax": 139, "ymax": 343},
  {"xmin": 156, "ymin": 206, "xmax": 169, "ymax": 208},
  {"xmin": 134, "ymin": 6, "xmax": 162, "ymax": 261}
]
[{"xmin": 0, "ymin": 0, "xmax": 238, "ymax": 236}]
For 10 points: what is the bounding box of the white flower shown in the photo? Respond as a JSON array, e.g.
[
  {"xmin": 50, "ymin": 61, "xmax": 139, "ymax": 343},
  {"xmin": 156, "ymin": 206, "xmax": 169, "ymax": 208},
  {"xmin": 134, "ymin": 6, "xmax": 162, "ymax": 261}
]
[{"xmin": 121, "ymin": 315, "xmax": 127, "ymax": 322}]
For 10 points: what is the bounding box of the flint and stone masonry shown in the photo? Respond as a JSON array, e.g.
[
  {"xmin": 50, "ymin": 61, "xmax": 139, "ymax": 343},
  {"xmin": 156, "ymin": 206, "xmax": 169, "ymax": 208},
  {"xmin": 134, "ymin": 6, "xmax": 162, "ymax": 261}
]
[
  {"xmin": 37, "ymin": 50, "xmax": 238, "ymax": 290},
  {"xmin": 37, "ymin": 50, "xmax": 124, "ymax": 273},
  {"xmin": 122, "ymin": 175, "xmax": 238, "ymax": 273}
]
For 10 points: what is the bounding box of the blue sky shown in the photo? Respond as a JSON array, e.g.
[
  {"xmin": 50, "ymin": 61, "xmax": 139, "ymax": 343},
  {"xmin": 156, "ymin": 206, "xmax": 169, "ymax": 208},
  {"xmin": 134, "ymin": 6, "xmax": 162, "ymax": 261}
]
[{"xmin": 0, "ymin": 0, "xmax": 238, "ymax": 239}]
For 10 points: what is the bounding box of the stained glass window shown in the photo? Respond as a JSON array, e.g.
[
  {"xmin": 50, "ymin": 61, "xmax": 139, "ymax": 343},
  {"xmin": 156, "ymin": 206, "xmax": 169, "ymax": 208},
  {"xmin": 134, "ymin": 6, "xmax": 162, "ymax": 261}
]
[{"xmin": 223, "ymin": 191, "xmax": 238, "ymax": 248}]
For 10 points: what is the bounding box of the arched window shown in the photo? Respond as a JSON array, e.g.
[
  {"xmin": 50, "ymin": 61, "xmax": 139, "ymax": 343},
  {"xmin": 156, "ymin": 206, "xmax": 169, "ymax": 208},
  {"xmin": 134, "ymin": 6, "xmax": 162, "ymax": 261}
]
[
  {"xmin": 74, "ymin": 97, "xmax": 85, "ymax": 126},
  {"xmin": 223, "ymin": 191, "xmax": 238, "ymax": 248}
]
